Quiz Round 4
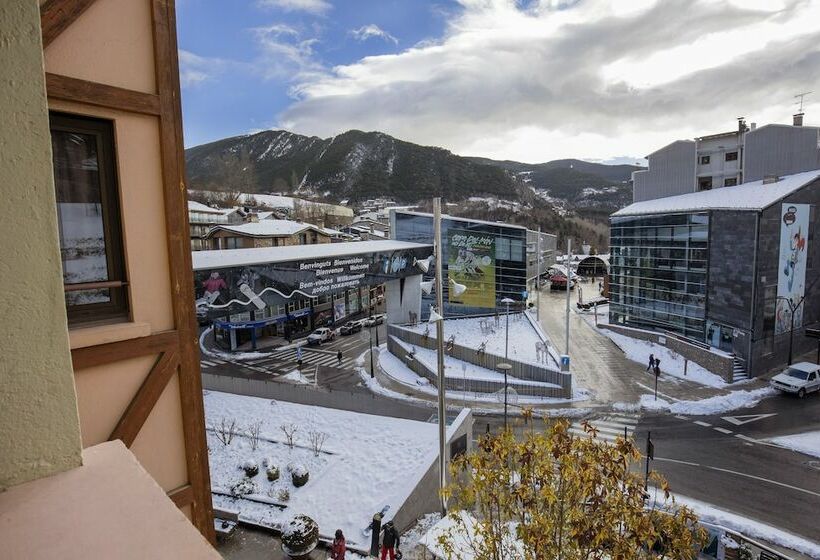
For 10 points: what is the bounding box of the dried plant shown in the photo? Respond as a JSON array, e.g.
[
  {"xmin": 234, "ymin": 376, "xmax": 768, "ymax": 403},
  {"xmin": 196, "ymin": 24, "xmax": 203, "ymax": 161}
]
[
  {"xmin": 212, "ymin": 417, "xmax": 239, "ymax": 446},
  {"xmin": 307, "ymin": 430, "xmax": 329, "ymax": 457},
  {"xmin": 281, "ymin": 423, "xmax": 299, "ymax": 448},
  {"xmin": 246, "ymin": 420, "xmax": 263, "ymax": 451}
]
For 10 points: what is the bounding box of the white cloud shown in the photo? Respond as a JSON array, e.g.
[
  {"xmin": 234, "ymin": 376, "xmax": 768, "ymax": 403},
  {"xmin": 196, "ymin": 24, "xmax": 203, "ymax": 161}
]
[
  {"xmin": 257, "ymin": 0, "xmax": 331, "ymax": 15},
  {"xmin": 251, "ymin": 25, "xmax": 327, "ymax": 84},
  {"xmin": 277, "ymin": 0, "xmax": 820, "ymax": 162},
  {"xmin": 179, "ymin": 49, "xmax": 221, "ymax": 87},
  {"xmin": 350, "ymin": 24, "xmax": 399, "ymax": 45}
]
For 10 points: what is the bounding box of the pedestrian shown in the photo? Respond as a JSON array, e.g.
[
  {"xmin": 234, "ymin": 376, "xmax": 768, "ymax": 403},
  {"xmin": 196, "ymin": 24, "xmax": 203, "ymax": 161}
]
[
  {"xmin": 646, "ymin": 353, "xmax": 655, "ymax": 372},
  {"xmin": 337, "ymin": 349, "xmax": 343, "ymax": 366},
  {"xmin": 330, "ymin": 529, "xmax": 346, "ymax": 560},
  {"xmin": 380, "ymin": 520, "xmax": 400, "ymax": 560},
  {"xmin": 654, "ymin": 357, "xmax": 661, "ymax": 376}
]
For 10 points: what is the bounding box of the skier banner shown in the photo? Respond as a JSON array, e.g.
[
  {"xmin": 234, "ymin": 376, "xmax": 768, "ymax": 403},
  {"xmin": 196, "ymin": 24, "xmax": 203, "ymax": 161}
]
[
  {"xmin": 447, "ymin": 229, "xmax": 496, "ymax": 308},
  {"xmin": 775, "ymin": 203, "xmax": 809, "ymax": 335}
]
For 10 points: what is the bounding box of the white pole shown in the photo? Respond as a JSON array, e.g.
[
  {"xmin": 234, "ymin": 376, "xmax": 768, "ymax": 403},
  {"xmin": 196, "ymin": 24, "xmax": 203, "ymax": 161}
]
[
  {"xmin": 536, "ymin": 227, "xmax": 541, "ymax": 321},
  {"xmin": 565, "ymin": 238, "xmax": 571, "ymax": 356},
  {"xmin": 433, "ymin": 197, "xmax": 447, "ymax": 516}
]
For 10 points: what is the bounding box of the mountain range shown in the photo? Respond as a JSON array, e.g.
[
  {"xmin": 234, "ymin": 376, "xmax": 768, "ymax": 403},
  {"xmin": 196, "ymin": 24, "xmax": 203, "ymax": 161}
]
[{"xmin": 184, "ymin": 129, "xmax": 644, "ymax": 250}]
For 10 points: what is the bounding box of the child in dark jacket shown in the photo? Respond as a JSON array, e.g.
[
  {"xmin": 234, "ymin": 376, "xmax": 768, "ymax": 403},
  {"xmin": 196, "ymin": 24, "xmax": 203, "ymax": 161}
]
[
  {"xmin": 380, "ymin": 521, "xmax": 400, "ymax": 560},
  {"xmin": 331, "ymin": 529, "xmax": 346, "ymax": 560}
]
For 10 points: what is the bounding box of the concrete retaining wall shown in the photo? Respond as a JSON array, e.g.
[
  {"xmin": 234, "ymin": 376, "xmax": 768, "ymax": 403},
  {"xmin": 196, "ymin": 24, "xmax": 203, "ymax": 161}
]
[
  {"xmin": 390, "ymin": 409, "xmax": 473, "ymax": 534},
  {"xmin": 598, "ymin": 323, "xmax": 735, "ymax": 382},
  {"xmin": 387, "ymin": 324, "xmax": 572, "ymax": 397}
]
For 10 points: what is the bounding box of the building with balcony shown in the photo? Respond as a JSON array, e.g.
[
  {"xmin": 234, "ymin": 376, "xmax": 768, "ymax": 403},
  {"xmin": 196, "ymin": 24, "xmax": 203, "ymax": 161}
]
[
  {"xmin": 632, "ymin": 116, "xmax": 820, "ymax": 203},
  {"xmin": 204, "ymin": 219, "xmax": 334, "ymax": 249},
  {"xmin": 1, "ymin": 0, "xmax": 216, "ymax": 555}
]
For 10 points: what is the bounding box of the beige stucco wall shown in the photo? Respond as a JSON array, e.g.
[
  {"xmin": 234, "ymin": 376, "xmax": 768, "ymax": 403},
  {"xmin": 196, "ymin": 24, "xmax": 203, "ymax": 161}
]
[
  {"xmin": 0, "ymin": 0, "xmax": 83, "ymax": 490},
  {"xmin": 43, "ymin": 0, "xmax": 157, "ymax": 94},
  {"xmin": 42, "ymin": 0, "xmax": 186, "ymax": 498}
]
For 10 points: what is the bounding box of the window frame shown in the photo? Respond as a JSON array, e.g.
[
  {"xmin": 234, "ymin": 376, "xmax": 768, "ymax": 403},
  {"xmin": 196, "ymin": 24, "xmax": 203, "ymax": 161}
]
[
  {"xmin": 699, "ymin": 155, "xmax": 710, "ymax": 165},
  {"xmin": 725, "ymin": 151, "xmax": 738, "ymax": 162},
  {"xmin": 50, "ymin": 111, "xmax": 129, "ymax": 326}
]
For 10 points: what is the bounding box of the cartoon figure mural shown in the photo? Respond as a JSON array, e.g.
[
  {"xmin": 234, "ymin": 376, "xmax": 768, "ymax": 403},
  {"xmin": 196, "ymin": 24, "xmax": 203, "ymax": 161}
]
[
  {"xmin": 775, "ymin": 204, "xmax": 810, "ymax": 335},
  {"xmin": 201, "ymin": 271, "xmax": 227, "ymax": 304}
]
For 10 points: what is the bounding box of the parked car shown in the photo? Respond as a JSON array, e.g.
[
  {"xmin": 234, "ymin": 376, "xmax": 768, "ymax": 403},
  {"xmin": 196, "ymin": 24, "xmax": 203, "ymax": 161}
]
[
  {"xmin": 307, "ymin": 327, "xmax": 335, "ymax": 345},
  {"xmin": 770, "ymin": 362, "xmax": 820, "ymax": 398},
  {"xmin": 362, "ymin": 314, "xmax": 385, "ymax": 327},
  {"xmin": 340, "ymin": 320, "xmax": 363, "ymax": 335}
]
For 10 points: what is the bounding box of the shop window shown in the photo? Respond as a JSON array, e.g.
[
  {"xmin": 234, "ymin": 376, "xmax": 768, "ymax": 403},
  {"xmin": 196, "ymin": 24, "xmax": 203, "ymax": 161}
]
[{"xmin": 50, "ymin": 112, "xmax": 128, "ymax": 325}]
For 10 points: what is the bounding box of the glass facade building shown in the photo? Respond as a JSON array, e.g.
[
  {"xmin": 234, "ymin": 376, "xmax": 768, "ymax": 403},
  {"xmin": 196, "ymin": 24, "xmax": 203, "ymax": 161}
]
[
  {"xmin": 391, "ymin": 210, "xmax": 528, "ymax": 316},
  {"xmin": 609, "ymin": 213, "xmax": 709, "ymax": 340}
]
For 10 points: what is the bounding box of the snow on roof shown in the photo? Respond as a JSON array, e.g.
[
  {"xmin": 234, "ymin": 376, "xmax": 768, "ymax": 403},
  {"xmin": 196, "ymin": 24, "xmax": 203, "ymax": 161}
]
[
  {"xmin": 208, "ymin": 220, "xmax": 315, "ymax": 237},
  {"xmin": 192, "ymin": 240, "xmax": 433, "ymax": 270},
  {"xmin": 577, "ymin": 254, "xmax": 610, "ymax": 267},
  {"xmin": 187, "ymin": 200, "xmax": 223, "ymax": 213},
  {"xmin": 239, "ymin": 193, "xmax": 294, "ymax": 209},
  {"xmin": 255, "ymin": 211, "xmax": 275, "ymax": 220},
  {"xmin": 613, "ymin": 169, "xmax": 820, "ymax": 217}
]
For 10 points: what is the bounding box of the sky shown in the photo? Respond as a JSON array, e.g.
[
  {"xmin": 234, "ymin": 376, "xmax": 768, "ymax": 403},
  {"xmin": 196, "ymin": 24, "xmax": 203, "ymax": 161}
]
[{"xmin": 178, "ymin": 0, "xmax": 820, "ymax": 164}]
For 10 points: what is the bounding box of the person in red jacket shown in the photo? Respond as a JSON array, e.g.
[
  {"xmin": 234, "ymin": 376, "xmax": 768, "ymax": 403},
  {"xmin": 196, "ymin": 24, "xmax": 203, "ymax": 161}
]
[{"xmin": 330, "ymin": 529, "xmax": 346, "ymax": 560}]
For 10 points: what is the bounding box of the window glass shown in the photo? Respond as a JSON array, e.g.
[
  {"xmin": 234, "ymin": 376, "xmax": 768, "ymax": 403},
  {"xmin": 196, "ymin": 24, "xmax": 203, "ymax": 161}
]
[{"xmin": 51, "ymin": 113, "xmax": 127, "ymax": 324}]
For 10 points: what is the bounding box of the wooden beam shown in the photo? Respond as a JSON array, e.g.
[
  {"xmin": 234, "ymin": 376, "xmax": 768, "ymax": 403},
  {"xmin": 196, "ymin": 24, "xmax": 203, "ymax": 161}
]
[
  {"xmin": 167, "ymin": 484, "xmax": 194, "ymax": 509},
  {"xmin": 41, "ymin": 0, "xmax": 99, "ymax": 48},
  {"xmin": 47, "ymin": 73, "xmax": 161, "ymax": 116},
  {"xmin": 152, "ymin": 0, "xmax": 216, "ymax": 544},
  {"xmin": 109, "ymin": 349, "xmax": 179, "ymax": 447},
  {"xmin": 71, "ymin": 330, "xmax": 178, "ymax": 371}
]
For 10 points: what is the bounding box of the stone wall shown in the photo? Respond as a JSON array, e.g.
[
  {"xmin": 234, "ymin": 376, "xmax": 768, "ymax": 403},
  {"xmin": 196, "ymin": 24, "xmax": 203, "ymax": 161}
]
[{"xmin": 599, "ymin": 323, "xmax": 735, "ymax": 382}]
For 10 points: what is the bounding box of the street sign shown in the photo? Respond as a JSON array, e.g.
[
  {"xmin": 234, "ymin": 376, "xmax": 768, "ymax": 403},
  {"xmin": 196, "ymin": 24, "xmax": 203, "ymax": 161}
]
[{"xmin": 721, "ymin": 413, "xmax": 776, "ymax": 426}]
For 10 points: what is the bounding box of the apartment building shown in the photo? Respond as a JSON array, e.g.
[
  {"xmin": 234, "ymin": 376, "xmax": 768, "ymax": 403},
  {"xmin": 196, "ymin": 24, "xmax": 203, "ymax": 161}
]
[
  {"xmin": 1, "ymin": 0, "xmax": 216, "ymax": 555},
  {"xmin": 633, "ymin": 115, "xmax": 820, "ymax": 202},
  {"xmin": 205, "ymin": 220, "xmax": 333, "ymax": 249},
  {"xmin": 188, "ymin": 200, "xmax": 243, "ymax": 250}
]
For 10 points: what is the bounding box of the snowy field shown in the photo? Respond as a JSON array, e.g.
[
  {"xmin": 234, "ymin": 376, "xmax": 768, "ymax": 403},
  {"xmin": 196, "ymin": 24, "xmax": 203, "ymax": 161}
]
[
  {"xmin": 765, "ymin": 430, "xmax": 820, "ymax": 459},
  {"xmin": 204, "ymin": 391, "xmax": 442, "ymax": 548},
  {"xmin": 402, "ymin": 314, "xmax": 553, "ymax": 366},
  {"xmin": 602, "ymin": 329, "xmax": 729, "ymax": 388}
]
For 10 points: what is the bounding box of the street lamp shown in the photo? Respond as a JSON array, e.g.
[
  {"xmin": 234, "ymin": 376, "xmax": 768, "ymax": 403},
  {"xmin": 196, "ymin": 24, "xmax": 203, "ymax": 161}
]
[
  {"xmin": 497, "ymin": 362, "xmax": 512, "ymax": 429},
  {"xmin": 432, "ymin": 197, "xmax": 447, "ymax": 516}
]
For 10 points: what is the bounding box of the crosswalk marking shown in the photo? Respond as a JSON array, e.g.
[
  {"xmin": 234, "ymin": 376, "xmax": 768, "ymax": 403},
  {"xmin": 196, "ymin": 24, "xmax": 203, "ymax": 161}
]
[{"xmin": 569, "ymin": 413, "xmax": 640, "ymax": 443}]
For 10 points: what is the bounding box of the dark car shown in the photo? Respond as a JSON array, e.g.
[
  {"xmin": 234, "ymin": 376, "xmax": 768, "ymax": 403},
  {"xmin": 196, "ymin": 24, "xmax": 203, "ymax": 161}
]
[{"xmin": 340, "ymin": 320, "xmax": 363, "ymax": 335}]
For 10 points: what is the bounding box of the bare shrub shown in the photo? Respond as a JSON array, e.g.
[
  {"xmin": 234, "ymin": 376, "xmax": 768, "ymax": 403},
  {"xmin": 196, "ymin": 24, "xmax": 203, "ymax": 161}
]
[
  {"xmin": 281, "ymin": 423, "xmax": 299, "ymax": 448},
  {"xmin": 307, "ymin": 431, "xmax": 328, "ymax": 457},
  {"xmin": 212, "ymin": 417, "xmax": 239, "ymax": 446},
  {"xmin": 246, "ymin": 420, "xmax": 263, "ymax": 451}
]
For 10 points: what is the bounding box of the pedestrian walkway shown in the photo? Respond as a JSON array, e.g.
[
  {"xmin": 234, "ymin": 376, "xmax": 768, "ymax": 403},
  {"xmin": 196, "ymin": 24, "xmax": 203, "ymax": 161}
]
[{"xmin": 569, "ymin": 412, "xmax": 640, "ymax": 443}]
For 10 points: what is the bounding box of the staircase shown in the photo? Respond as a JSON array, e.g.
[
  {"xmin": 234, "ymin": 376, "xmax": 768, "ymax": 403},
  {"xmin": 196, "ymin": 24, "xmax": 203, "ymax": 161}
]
[{"xmin": 732, "ymin": 356, "xmax": 749, "ymax": 382}]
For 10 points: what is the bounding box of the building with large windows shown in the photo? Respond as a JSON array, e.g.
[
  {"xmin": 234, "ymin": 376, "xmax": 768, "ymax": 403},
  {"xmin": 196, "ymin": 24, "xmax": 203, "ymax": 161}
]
[
  {"xmin": 609, "ymin": 170, "xmax": 820, "ymax": 379},
  {"xmin": 391, "ymin": 210, "xmax": 533, "ymax": 317}
]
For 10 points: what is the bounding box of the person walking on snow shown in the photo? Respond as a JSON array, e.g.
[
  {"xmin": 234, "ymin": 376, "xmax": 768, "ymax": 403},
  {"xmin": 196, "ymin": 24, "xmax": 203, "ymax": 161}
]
[
  {"xmin": 646, "ymin": 353, "xmax": 655, "ymax": 372},
  {"xmin": 337, "ymin": 350, "xmax": 343, "ymax": 366},
  {"xmin": 330, "ymin": 529, "xmax": 346, "ymax": 560},
  {"xmin": 380, "ymin": 520, "xmax": 400, "ymax": 560},
  {"xmin": 654, "ymin": 358, "xmax": 661, "ymax": 377}
]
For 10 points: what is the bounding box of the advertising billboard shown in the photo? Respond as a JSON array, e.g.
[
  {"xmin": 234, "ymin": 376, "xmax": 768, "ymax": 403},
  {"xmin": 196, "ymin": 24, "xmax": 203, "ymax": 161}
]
[
  {"xmin": 775, "ymin": 203, "xmax": 810, "ymax": 335},
  {"xmin": 447, "ymin": 229, "xmax": 496, "ymax": 308}
]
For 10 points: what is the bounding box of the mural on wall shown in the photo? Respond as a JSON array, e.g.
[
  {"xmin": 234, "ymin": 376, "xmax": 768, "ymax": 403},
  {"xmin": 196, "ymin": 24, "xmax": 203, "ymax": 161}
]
[
  {"xmin": 775, "ymin": 203, "xmax": 809, "ymax": 335},
  {"xmin": 447, "ymin": 229, "xmax": 496, "ymax": 308}
]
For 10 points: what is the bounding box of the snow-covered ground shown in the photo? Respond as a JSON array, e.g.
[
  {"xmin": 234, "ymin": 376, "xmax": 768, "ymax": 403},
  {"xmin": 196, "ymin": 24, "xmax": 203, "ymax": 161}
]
[
  {"xmin": 670, "ymin": 495, "xmax": 820, "ymax": 559},
  {"xmin": 402, "ymin": 314, "xmax": 554, "ymax": 367},
  {"xmin": 204, "ymin": 391, "xmax": 446, "ymax": 548},
  {"xmin": 391, "ymin": 337, "xmax": 559, "ymax": 389},
  {"xmin": 765, "ymin": 430, "xmax": 820, "ymax": 459},
  {"xmin": 615, "ymin": 387, "xmax": 776, "ymax": 416},
  {"xmin": 374, "ymin": 346, "xmax": 590, "ymax": 405},
  {"xmin": 601, "ymin": 329, "xmax": 729, "ymax": 388}
]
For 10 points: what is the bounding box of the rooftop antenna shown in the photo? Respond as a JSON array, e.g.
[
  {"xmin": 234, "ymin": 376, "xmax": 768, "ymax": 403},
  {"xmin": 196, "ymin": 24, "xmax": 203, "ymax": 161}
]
[{"xmin": 795, "ymin": 91, "xmax": 812, "ymax": 113}]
